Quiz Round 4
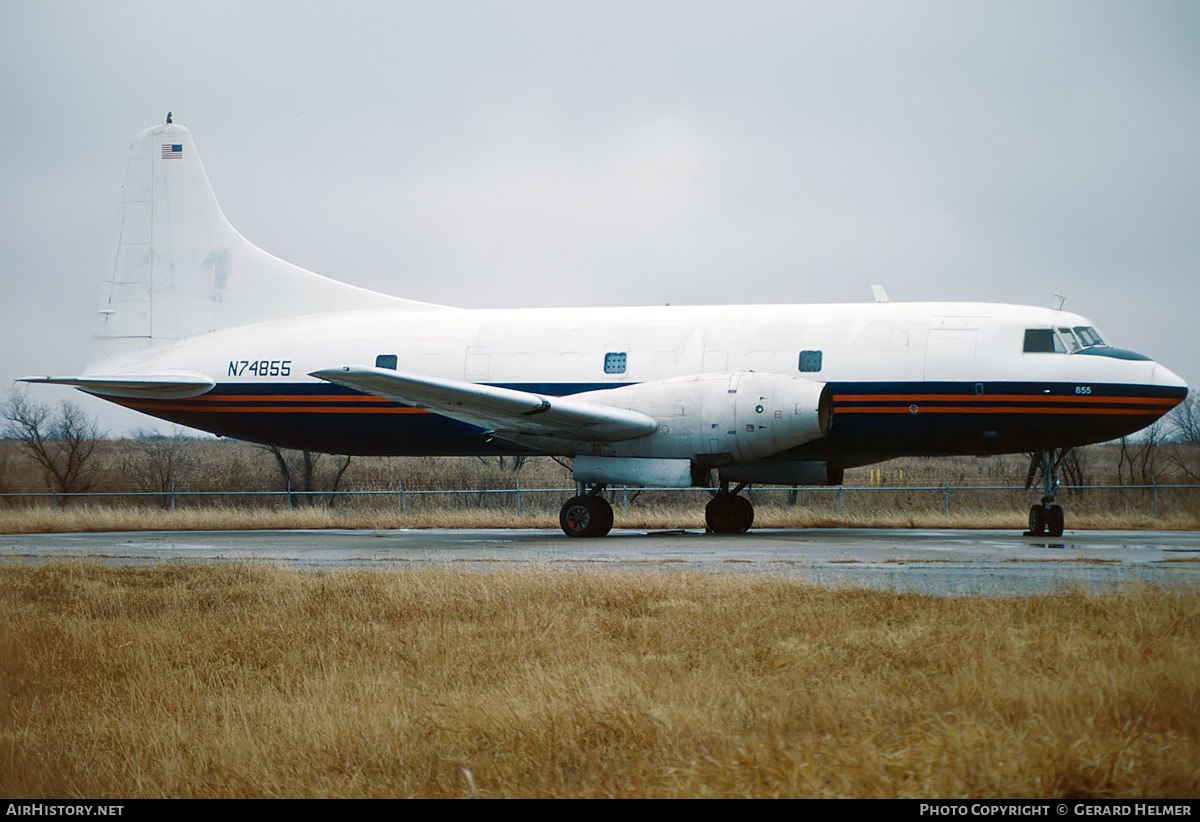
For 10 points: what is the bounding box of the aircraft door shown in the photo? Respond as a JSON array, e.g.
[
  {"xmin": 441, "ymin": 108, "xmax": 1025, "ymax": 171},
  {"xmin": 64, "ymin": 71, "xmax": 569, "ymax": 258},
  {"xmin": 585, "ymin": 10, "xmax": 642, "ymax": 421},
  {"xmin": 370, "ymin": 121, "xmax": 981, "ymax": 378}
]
[{"xmin": 924, "ymin": 329, "xmax": 977, "ymax": 381}]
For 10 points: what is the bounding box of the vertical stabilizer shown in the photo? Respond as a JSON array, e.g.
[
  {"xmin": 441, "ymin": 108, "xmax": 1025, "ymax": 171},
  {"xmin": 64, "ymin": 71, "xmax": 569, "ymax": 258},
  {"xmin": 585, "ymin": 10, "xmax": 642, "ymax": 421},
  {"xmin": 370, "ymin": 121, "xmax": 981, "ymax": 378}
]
[{"xmin": 93, "ymin": 120, "xmax": 435, "ymax": 364}]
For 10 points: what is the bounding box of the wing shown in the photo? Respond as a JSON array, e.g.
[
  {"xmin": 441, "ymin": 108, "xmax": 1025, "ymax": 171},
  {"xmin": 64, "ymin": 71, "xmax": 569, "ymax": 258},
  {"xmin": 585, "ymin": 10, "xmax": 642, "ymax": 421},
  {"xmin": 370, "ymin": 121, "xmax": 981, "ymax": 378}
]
[
  {"xmin": 309, "ymin": 366, "xmax": 658, "ymax": 442},
  {"xmin": 18, "ymin": 374, "xmax": 215, "ymax": 400}
]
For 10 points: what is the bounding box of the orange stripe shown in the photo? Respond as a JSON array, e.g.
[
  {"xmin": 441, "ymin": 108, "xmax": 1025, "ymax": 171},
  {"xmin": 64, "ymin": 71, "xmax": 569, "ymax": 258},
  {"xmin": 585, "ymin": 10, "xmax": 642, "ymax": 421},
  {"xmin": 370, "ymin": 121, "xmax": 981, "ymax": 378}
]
[
  {"xmin": 834, "ymin": 393, "xmax": 1177, "ymax": 405},
  {"xmin": 838, "ymin": 406, "xmax": 1161, "ymax": 416}
]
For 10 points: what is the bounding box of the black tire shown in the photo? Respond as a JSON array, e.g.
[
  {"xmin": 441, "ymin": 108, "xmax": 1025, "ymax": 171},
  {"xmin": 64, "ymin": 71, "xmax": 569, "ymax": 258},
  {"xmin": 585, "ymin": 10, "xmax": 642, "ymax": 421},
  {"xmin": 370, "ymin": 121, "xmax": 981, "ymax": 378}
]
[
  {"xmin": 1028, "ymin": 505, "xmax": 1046, "ymax": 536},
  {"xmin": 730, "ymin": 494, "xmax": 754, "ymax": 532},
  {"xmin": 706, "ymin": 494, "xmax": 754, "ymax": 533},
  {"xmin": 597, "ymin": 496, "xmax": 615, "ymax": 534},
  {"xmin": 559, "ymin": 495, "xmax": 613, "ymax": 538},
  {"xmin": 1047, "ymin": 504, "xmax": 1064, "ymax": 537}
]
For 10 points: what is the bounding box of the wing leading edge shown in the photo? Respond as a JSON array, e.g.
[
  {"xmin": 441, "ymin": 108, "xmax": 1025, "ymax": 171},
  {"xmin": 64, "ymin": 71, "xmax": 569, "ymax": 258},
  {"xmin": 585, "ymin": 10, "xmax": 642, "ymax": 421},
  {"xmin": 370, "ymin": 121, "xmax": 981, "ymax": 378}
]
[{"xmin": 309, "ymin": 366, "xmax": 658, "ymax": 442}]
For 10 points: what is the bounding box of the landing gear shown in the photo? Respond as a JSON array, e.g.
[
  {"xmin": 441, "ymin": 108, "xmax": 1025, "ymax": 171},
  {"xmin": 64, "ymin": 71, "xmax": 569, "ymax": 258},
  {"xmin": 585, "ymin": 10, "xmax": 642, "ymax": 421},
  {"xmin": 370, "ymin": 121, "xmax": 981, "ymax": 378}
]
[
  {"xmin": 1024, "ymin": 448, "xmax": 1069, "ymax": 537},
  {"xmin": 1027, "ymin": 502, "xmax": 1064, "ymax": 537},
  {"xmin": 557, "ymin": 479, "xmax": 757, "ymax": 537},
  {"xmin": 705, "ymin": 482, "xmax": 754, "ymax": 534},
  {"xmin": 559, "ymin": 486, "xmax": 614, "ymax": 538}
]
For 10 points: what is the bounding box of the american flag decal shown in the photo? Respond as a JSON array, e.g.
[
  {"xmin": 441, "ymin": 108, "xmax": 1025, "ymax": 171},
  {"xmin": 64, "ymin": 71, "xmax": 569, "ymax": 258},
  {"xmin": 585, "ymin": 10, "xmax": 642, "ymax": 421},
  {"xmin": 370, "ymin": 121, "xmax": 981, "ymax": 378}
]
[{"xmin": 162, "ymin": 144, "xmax": 183, "ymax": 159}]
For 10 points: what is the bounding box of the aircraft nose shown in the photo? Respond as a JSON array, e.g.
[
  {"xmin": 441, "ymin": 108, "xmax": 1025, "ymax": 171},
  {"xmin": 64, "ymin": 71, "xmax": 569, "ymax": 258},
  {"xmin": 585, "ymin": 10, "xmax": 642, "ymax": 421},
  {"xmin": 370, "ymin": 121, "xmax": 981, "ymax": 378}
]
[{"xmin": 1152, "ymin": 361, "xmax": 1188, "ymax": 393}]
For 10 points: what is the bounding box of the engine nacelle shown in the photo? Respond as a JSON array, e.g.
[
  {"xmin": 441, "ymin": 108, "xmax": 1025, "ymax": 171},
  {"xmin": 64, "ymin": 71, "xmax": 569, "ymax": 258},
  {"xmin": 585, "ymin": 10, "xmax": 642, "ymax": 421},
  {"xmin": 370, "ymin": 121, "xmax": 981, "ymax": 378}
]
[{"xmin": 571, "ymin": 371, "xmax": 831, "ymax": 464}]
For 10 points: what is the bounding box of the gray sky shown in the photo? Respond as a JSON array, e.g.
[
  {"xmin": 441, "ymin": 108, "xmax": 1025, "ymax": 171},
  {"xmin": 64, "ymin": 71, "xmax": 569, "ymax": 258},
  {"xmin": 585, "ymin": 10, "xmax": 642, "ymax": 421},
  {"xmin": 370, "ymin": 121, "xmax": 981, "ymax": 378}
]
[{"xmin": 3, "ymin": 0, "xmax": 1198, "ymax": 436}]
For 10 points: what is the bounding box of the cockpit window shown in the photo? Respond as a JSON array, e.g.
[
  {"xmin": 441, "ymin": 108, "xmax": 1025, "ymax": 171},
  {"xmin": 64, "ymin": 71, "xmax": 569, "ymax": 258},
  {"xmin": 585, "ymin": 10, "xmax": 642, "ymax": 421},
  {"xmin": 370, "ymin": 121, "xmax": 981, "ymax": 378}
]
[
  {"xmin": 1023, "ymin": 329, "xmax": 1064, "ymax": 353},
  {"xmin": 1025, "ymin": 326, "xmax": 1106, "ymax": 354},
  {"xmin": 1057, "ymin": 328, "xmax": 1082, "ymax": 352}
]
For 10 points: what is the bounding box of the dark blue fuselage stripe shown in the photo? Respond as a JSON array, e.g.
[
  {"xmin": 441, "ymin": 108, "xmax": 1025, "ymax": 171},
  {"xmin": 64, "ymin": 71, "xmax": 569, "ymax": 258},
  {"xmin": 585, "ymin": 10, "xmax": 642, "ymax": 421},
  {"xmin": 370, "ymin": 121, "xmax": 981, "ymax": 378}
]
[{"xmin": 107, "ymin": 380, "xmax": 1186, "ymax": 458}]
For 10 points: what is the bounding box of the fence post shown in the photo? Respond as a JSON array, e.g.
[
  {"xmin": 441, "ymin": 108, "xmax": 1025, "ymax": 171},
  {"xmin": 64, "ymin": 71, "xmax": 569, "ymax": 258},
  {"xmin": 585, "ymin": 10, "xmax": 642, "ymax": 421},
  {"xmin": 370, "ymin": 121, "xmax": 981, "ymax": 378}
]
[
  {"xmin": 944, "ymin": 481, "xmax": 950, "ymax": 517},
  {"xmin": 1152, "ymin": 476, "xmax": 1158, "ymax": 518},
  {"xmin": 515, "ymin": 478, "xmax": 521, "ymax": 517},
  {"xmin": 171, "ymin": 480, "xmax": 176, "ymax": 512},
  {"xmin": 398, "ymin": 479, "xmax": 404, "ymax": 515},
  {"xmin": 837, "ymin": 487, "xmax": 843, "ymax": 518}
]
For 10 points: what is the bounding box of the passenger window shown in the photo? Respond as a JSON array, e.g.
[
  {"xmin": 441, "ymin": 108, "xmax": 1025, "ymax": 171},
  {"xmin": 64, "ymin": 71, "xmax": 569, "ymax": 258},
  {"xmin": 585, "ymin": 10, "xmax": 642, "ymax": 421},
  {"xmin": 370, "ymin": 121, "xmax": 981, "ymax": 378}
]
[
  {"xmin": 799, "ymin": 350, "xmax": 823, "ymax": 372},
  {"xmin": 604, "ymin": 352, "xmax": 627, "ymax": 374}
]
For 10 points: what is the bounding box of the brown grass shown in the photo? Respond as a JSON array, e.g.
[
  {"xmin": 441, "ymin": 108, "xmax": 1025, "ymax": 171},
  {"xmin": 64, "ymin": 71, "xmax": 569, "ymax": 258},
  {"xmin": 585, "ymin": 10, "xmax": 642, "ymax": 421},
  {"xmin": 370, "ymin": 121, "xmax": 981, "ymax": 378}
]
[
  {"xmin": 2, "ymin": 561, "xmax": 1198, "ymax": 798},
  {"xmin": 0, "ymin": 501, "xmax": 1197, "ymax": 534}
]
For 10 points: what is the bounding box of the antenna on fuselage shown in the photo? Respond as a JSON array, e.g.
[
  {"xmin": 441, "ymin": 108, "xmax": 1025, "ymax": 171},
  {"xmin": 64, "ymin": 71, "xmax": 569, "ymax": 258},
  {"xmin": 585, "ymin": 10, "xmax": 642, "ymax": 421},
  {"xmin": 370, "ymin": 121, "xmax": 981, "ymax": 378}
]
[
  {"xmin": 1052, "ymin": 294, "xmax": 1066, "ymax": 310},
  {"xmin": 870, "ymin": 284, "xmax": 891, "ymax": 303}
]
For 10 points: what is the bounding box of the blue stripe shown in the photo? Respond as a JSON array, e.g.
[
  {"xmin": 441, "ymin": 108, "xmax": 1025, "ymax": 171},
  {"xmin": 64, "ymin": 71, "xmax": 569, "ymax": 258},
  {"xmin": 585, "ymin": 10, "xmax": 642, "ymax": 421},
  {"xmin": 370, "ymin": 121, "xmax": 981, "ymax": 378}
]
[{"xmin": 106, "ymin": 380, "xmax": 1183, "ymax": 458}]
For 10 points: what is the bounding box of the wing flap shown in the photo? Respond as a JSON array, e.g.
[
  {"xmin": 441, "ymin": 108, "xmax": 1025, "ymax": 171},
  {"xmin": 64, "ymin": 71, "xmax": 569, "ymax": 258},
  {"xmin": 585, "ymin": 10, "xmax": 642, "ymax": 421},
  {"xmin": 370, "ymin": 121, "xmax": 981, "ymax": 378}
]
[
  {"xmin": 310, "ymin": 366, "xmax": 657, "ymax": 442},
  {"xmin": 19, "ymin": 374, "xmax": 215, "ymax": 399}
]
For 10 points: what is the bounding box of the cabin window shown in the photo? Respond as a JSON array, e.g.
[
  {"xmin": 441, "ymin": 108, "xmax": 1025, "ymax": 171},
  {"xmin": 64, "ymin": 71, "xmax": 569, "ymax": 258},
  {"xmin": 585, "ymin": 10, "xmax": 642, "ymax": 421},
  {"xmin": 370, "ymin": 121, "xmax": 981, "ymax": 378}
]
[
  {"xmin": 375, "ymin": 354, "xmax": 398, "ymax": 369},
  {"xmin": 799, "ymin": 350, "xmax": 822, "ymax": 372},
  {"xmin": 1023, "ymin": 330, "xmax": 1063, "ymax": 353},
  {"xmin": 604, "ymin": 352, "xmax": 627, "ymax": 374}
]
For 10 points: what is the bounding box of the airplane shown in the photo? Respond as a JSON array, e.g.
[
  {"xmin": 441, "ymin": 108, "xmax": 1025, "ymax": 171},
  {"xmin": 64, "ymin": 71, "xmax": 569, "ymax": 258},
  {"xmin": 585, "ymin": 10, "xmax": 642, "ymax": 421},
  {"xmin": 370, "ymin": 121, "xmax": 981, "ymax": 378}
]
[{"xmin": 21, "ymin": 118, "xmax": 1189, "ymax": 538}]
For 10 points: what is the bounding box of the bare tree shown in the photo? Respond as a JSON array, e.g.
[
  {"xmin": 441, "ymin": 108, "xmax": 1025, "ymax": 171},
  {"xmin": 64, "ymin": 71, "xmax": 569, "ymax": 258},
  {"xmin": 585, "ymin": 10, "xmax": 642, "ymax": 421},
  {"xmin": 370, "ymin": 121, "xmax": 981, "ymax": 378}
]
[
  {"xmin": 0, "ymin": 442, "xmax": 16, "ymax": 498},
  {"xmin": 263, "ymin": 446, "xmax": 353, "ymax": 507},
  {"xmin": 1167, "ymin": 395, "xmax": 1200, "ymax": 445},
  {"xmin": 4, "ymin": 390, "xmax": 103, "ymax": 502},
  {"xmin": 121, "ymin": 428, "xmax": 199, "ymax": 507},
  {"xmin": 1116, "ymin": 419, "xmax": 1164, "ymax": 485},
  {"xmin": 1162, "ymin": 396, "xmax": 1200, "ymax": 481},
  {"xmin": 496, "ymin": 455, "xmax": 526, "ymax": 472},
  {"xmin": 1060, "ymin": 447, "xmax": 1089, "ymax": 489}
]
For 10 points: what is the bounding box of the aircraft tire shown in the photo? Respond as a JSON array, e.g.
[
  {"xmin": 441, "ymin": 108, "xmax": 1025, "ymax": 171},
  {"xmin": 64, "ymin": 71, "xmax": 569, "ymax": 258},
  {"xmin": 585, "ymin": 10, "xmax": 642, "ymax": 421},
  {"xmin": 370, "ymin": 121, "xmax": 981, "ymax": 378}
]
[
  {"xmin": 559, "ymin": 495, "xmax": 613, "ymax": 538},
  {"xmin": 1047, "ymin": 504, "xmax": 1064, "ymax": 537},
  {"xmin": 1028, "ymin": 505, "xmax": 1046, "ymax": 536},
  {"xmin": 706, "ymin": 494, "xmax": 754, "ymax": 534},
  {"xmin": 731, "ymin": 495, "xmax": 754, "ymax": 532}
]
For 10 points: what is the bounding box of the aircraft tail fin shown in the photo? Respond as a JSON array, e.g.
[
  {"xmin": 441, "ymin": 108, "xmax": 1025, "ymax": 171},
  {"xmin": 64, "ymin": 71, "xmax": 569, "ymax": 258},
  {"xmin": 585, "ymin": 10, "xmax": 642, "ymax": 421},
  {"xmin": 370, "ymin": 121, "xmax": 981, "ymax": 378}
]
[{"xmin": 90, "ymin": 118, "xmax": 436, "ymax": 368}]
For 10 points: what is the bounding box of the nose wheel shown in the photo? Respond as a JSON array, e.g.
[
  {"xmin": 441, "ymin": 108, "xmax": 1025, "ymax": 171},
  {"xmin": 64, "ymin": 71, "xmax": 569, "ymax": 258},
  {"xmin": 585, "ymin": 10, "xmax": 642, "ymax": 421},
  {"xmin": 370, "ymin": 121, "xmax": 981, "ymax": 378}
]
[
  {"xmin": 1028, "ymin": 502, "xmax": 1064, "ymax": 537},
  {"xmin": 1024, "ymin": 448, "xmax": 1069, "ymax": 537}
]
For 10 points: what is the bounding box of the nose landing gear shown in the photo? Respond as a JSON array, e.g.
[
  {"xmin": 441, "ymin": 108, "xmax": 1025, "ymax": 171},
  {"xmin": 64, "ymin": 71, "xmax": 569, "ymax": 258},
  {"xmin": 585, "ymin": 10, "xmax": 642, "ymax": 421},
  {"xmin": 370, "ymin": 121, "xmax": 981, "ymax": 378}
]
[
  {"xmin": 1028, "ymin": 500, "xmax": 1064, "ymax": 537},
  {"xmin": 1025, "ymin": 448, "xmax": 1069, "ymax": 537}
]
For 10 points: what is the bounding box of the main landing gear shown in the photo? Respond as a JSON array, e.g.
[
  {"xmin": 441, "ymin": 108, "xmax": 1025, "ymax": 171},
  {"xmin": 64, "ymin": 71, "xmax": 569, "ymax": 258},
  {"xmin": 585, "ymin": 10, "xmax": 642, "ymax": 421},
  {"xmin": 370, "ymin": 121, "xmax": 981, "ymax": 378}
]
[
  {"xmin": 1025, "ymin": 448, "xmax": 1069, "ymax": 537},
  {"xmin": 705, "ymin": 481, "xmax": 754, "ymax": 534},
  {"xmin": 557, "ymin": 481, "xmax": 758, "ymax": 537},
  {"xmin": 559, "ymin": 483, "xmax": 614, "ymax": 538}
]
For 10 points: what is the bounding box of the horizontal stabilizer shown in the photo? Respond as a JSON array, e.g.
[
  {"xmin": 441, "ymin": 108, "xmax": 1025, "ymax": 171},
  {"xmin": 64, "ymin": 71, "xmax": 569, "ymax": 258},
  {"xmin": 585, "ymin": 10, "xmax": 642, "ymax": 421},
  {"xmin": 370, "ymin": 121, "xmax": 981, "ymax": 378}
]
[
  {"xmin": 310, "ymin": 366, "xmax": 658, "ymax": 442},
  {"xmin": 18, "ymin": 374, "xmax": 215, "ymax": 400}
]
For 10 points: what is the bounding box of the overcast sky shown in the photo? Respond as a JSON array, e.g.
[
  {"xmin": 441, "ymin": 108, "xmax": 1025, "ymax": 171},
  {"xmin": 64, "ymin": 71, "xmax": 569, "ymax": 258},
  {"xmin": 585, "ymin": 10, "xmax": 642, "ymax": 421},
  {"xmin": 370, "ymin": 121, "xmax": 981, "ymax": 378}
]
[{"xmin": 2, "ymin": 0, "xmax": 1198, "ymax": 436}]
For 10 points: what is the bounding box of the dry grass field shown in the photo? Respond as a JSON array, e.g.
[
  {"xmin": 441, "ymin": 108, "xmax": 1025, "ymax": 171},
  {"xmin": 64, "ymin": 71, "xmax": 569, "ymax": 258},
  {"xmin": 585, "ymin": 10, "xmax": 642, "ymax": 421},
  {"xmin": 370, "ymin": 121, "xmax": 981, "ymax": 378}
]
[
  {"xmin": 1, "ymin": 561, "xmax": 1197, "ymax": 798},
  {"xmin": 1, "ymin": 498, "xmax": 1198, "ymax": 534}
]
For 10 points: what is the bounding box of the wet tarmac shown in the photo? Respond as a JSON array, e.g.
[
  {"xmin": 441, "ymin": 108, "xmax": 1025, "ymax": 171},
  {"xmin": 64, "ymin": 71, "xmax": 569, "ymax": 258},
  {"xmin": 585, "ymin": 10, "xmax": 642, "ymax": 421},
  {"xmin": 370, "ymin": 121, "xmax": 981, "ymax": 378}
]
[{"xmin": 3, "ymin": 527, "xmax": 1199, "ymax": 596}]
